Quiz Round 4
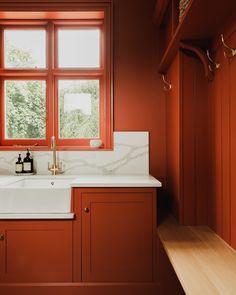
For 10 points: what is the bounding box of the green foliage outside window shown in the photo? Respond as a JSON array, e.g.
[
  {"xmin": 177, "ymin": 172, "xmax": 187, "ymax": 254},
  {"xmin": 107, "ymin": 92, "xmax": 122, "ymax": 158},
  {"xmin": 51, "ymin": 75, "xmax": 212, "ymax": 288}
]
[
  {"xmin": 59, "ymin": 80, "xmax": 99, "ymax": 139},
  {"xmin": 5, "ymin": 41, "xmax": 99, "ymax": 140},
  {"xmin": 6, "ymin": 80, "xmax": 46, "ymax": 139}
]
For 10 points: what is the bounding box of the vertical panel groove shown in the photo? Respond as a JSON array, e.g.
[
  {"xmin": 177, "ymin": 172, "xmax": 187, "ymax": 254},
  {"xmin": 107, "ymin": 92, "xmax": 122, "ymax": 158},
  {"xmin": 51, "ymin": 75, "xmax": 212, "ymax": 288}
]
[{"xmin": 208, "ymin": 20, "xmax": 236, "ymax": 250}]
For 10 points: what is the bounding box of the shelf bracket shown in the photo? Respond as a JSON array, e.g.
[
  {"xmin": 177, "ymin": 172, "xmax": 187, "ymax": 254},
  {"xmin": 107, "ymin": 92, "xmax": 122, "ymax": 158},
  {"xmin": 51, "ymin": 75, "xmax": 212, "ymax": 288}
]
[{"xmin": 180, "ymin": 42, "xmax": 214, "ymax": 81}]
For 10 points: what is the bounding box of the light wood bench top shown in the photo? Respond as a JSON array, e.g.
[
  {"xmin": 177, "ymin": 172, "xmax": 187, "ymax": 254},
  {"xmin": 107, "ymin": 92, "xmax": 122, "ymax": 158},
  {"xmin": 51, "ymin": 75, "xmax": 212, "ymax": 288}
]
[{"xmin": 158, "ymin": 216, "xmax": 236, "ymax": 295}]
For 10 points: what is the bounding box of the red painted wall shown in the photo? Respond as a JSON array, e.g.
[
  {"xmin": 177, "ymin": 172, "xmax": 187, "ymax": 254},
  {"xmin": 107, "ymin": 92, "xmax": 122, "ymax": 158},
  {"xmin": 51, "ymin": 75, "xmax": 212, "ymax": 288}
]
[{"xmin": 113, "ymin": 0, "xmax": 166, "ymax": 180}]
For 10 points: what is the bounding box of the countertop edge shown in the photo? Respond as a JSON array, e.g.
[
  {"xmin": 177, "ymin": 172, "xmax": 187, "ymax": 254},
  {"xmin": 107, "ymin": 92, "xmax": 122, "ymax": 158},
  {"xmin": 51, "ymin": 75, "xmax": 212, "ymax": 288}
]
[
  {"xmin": 0, "ymin": 213, "xmax": 75, "ymax": 219},
  {"xmin": 70, "ymin": 183, "xmax": 162, "ymax": 187}
]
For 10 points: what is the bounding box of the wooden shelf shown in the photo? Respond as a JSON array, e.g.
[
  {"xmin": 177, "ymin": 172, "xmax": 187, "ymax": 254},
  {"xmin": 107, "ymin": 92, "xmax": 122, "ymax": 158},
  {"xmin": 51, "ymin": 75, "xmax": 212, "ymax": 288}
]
[
  {"xmin": 158, "ymin": 216, "xmax": 236, "ymax": 295},
  {"xmin": 158, "ymin": 0, "xmax": 236, "ymax": 73}
]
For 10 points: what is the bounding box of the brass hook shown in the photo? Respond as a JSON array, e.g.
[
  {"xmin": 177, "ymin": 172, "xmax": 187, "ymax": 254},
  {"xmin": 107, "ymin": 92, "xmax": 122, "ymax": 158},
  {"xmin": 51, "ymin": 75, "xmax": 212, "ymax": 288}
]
[
  {"xmin": 206, "ymin": 50, "xmax": 220, "ymax": 72},
  {"xmin": 161, "ymin": 74, "xmax": 172, "ymax": 91},
  {"xmin": 221, "ymin": 34, "xmax": 236, "ymax": 59}
]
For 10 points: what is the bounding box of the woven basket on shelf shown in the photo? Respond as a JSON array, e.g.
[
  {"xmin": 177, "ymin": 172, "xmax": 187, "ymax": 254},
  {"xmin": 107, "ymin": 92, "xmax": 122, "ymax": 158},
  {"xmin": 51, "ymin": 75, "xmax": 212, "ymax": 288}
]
[{"xmin": 179, "ymin": 0, "xmax": 191, "ymax": 21}]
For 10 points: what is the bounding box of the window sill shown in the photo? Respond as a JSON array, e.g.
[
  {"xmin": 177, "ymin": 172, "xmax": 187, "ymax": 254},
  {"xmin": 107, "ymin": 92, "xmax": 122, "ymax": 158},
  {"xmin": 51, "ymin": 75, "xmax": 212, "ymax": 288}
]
[{"xmin": 0, "ymin": 146, "xmax": 113, "ymax": 152}]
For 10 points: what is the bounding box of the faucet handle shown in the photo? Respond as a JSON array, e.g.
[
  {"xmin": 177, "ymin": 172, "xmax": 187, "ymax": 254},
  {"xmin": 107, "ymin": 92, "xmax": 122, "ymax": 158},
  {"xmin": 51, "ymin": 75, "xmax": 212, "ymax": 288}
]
[{"xmin": 59, "ymin": 161, "xmax": 64, "ymax": 174}]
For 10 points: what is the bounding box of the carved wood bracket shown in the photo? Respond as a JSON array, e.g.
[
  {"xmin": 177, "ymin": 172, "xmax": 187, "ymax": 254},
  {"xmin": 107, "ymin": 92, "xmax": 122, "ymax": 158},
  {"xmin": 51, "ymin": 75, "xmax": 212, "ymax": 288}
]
[{"xmin": 180, "ymin": 42, "xmax": 214, "ymax": 81}]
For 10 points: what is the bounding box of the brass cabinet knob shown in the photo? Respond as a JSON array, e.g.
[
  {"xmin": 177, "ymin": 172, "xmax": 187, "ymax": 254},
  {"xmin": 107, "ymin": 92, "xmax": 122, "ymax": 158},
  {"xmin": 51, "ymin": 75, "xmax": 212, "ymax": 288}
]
[
  {"xmin": 84, "ymin": 207, "xmax": 90, "ymax": 213},
  {"xmin": 0, "ymin": 234, "xmax": 4, "ymax": 241}
]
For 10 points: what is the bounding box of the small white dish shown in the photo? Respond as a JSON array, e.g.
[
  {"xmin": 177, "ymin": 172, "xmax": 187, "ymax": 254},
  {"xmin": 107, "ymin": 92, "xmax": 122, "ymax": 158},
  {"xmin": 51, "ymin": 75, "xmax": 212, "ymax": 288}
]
[{"xmin": 90, "ymin": 139, "xmax": 103, "ymax": 148}]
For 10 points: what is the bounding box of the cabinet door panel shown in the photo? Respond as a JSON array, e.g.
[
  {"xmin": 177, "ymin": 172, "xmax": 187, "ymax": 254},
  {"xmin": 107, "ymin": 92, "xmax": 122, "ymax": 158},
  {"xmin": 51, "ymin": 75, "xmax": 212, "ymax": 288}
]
[
  {"xmin": 0, "ymin": 221, "xmax": 72, "ymax": 282},
  {"xmin": 81, "ymin": 190, "xmax": 154, "ymax": 282}
]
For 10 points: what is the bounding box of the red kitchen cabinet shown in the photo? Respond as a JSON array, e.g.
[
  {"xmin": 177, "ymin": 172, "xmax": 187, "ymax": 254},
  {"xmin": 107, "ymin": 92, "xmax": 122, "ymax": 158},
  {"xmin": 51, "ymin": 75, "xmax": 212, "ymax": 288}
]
[
  {"xmin": 73, "ymin": 187, "xmax": 157, "ymax": 283},
  {"xmin": 0, "ymin": 220, "xmax": 73, "ymax": 283},
  {"xmin": 0, "ymin": 187, "xmax": 158, "ymax": 294}
]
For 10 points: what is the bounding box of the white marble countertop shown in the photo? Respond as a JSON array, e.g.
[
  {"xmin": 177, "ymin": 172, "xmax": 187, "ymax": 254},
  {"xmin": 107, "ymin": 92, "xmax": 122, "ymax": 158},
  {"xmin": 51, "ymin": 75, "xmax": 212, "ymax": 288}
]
[
  {"xmin": 0, "ymin": 176, "xmax": 17, "ymax": 186},
  {"xmin": 0, "ymin": 174, "xmax": 162, "ymax": 187},
  {"xmin": 70, "ymin": 174, "xmax": 162, "ymax": 187}
]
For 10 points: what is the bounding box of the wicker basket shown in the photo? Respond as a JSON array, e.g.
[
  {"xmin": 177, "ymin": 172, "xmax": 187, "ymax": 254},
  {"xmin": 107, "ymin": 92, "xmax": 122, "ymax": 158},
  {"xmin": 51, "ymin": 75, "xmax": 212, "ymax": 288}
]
[{"xmin": 179, "ymin": 0, "xmax": 191, "ymax": 21}]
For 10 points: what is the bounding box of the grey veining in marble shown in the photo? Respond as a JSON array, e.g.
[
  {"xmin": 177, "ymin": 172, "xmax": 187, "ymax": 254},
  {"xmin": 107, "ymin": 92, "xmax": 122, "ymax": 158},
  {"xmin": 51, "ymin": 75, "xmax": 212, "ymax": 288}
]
[{"xmin": 0, "ymin": 132, "xmax": 149, "ymax": 175}]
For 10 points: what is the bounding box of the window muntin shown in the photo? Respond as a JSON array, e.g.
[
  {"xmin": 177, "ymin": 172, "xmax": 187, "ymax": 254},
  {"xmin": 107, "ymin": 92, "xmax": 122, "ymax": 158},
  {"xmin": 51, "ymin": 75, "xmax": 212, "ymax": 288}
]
[
  {"xmin": 4, "ymin": 80, "xmax": 46, "ymax": 139},
  {"xmin": 58, "ymin": 79, "xmax": 99, "ymax": 139},
  {"xmin": 4, "ymin": 30, "xmax": 46, "ymax": 69},
  {"xmin": 57, "ymin": 29, "xmax": 100, "ymax": 68},
  {"xmin": 0, "ymin": 13, "xmax": 112, "ymax": 150}
]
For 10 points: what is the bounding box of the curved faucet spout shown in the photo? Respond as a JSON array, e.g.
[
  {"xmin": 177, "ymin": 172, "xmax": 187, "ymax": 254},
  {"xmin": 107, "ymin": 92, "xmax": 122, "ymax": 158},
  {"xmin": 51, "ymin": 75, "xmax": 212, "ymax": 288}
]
[
  {"xmin": 48, "ymin": 136, "xmax": 64, "ymax": 175},
  {"xmin": 51, "ymin": 136, "xmax": 56, "ymax": 169},
  {"xmin": 51, "ymin": 136, "xmax": 56, "ymax": 148}
]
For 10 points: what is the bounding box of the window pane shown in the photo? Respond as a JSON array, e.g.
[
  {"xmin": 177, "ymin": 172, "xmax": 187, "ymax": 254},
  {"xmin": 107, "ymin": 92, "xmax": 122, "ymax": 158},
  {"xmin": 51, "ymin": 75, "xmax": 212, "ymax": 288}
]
[
  {"xmin": 5, "ymin": 80, "xmax": 46, "ymax": 139},
  {"xmin": 4, "ymin": 30, "xmax": 46, "ymax": 69},
  {"xmin": 58, "ymin": 29, "xmax": 100, "ymax": 68},
  {"xmin": 59, "ymin": 80, "xmax": 99, "ymax": 139}
]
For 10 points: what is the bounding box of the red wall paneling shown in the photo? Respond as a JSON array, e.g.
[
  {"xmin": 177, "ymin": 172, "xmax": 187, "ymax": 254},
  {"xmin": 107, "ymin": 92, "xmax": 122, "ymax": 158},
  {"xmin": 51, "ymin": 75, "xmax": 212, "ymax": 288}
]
[
  {"xmin": 165, "ymin": 53, "xmax": 181, "ymax": 220},
  {"xmin": 208, "ymin": 21, "xmax": 236, "ymax": 249},
  {"xmin": 165, "ymin": 50, "xmax": 209, "ymax": 225}
]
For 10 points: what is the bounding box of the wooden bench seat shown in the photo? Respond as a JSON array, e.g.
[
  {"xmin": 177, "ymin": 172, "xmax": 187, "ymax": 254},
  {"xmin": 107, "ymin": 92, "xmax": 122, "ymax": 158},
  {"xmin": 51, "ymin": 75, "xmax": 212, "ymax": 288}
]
[{"xmin": 158, "ymin": 216, "xmax": 236, "ymax": 295}]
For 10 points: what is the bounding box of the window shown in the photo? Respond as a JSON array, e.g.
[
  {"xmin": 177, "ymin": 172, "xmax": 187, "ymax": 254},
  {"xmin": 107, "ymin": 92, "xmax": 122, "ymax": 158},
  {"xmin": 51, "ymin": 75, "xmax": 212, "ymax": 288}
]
[
  {"xmin": 4, "ymin": 80, "xmax": 46, "ymax": 140},
  {"xmin": 58, "ymin": 29, "xmax": 100, "ymax": 68},
  {"xmin": 0, "ymin": 9, "xmax": 112, "ymax": 150},
  {"xmin": 58, "ymin": 79, "xmax": 100, "ymax": 140},
  {"xmin": 4, "ymin": 29, "xmax": 46, "ymax": 69}
]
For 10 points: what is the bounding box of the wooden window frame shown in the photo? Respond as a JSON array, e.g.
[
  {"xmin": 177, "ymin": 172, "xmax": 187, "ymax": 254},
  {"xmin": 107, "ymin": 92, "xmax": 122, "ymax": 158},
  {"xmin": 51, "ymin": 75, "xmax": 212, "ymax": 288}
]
[{"xmin": 0, "ymin": 4, "xmax": 113, "ymax": 151}]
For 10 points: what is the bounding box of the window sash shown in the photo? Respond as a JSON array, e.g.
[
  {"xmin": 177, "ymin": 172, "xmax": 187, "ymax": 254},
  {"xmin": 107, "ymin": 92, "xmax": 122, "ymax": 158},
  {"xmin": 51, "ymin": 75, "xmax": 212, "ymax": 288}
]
[
  {"xmin": 54, "ymin": 76, "xmax": 103, "ymax": 146},
  {"xmin": 56, "ymin": 27, "xmax": 102, "ymax": 69},
  {"xmin": 0, "ymin": 76, "xmax": 49, "ymax": 146},
  {"xmin": 4, "ymin": 28, "xmax": 47, "ymax": 69}
]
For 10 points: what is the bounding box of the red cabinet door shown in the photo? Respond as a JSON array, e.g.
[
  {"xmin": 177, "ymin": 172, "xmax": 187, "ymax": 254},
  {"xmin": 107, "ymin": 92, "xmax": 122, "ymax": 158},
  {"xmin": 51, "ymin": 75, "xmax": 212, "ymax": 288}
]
[
  {"xmin": 79, "ymin": 188, "xmax": 156, "ymax": 282},
  {"xmin": 0, "ymin": 220, "xmax": 73, "ymax": 283}
]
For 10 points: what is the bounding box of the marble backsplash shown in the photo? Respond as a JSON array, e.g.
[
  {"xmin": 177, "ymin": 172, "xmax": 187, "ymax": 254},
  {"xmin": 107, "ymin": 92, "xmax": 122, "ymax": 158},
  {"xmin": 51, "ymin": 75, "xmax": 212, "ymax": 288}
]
[{"xmin": 0, "ymin": 132, "xmax": 149, "ymax": 175}]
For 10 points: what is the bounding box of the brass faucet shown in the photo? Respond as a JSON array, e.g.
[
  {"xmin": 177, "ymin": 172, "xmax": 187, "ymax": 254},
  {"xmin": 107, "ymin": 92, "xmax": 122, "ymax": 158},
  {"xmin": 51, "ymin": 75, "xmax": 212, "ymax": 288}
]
[{"xmin": 48, "ymin": 136, "xmax": 64, "ymax": 175}]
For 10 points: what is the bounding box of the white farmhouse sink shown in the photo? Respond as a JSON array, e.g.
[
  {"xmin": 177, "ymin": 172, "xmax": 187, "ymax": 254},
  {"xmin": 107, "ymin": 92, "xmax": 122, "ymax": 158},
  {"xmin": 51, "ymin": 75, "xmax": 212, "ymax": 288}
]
[
  {"xmin": 6, "ymin": 178, "xmax": 73, "ymax": 189},
  {"xmin": 0, "ymin": 177, "xmax": 75, "ymax": 214}
]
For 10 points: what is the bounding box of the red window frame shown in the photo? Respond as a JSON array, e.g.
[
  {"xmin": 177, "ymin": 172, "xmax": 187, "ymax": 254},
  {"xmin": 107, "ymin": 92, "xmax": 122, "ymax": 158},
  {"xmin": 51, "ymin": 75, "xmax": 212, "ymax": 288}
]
[{"xmin": 0, "ymin": 7, "xmax": 113, "ymax": 151}]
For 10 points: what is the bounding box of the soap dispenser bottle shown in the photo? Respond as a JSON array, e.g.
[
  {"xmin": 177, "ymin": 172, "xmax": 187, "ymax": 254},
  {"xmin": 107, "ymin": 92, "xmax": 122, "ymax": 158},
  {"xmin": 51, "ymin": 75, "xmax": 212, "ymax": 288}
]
[
  {"xmin": 23, "ymin": 149, "xmax": 34, "ymax": 173},
  {"xmin": 15, "ymin": 154, "xmax": 23, "ymax": 174}
]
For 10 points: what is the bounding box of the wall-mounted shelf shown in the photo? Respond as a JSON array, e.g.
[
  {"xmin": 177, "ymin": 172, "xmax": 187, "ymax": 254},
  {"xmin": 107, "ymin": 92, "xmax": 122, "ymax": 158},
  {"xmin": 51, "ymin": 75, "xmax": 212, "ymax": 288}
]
[{"xmin": 158, "ymin": 0, "xmax": 236, "ymax": 73}]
